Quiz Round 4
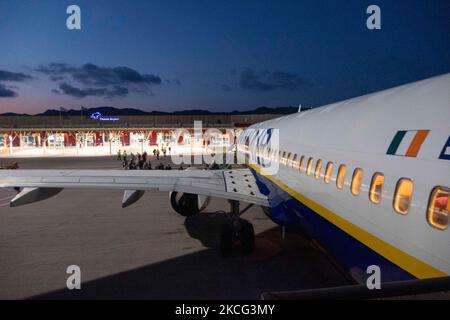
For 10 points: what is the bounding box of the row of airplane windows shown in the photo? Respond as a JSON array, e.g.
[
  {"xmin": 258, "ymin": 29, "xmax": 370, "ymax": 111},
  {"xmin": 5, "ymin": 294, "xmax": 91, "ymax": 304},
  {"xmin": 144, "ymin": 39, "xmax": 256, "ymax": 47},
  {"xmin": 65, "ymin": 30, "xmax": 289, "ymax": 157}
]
[{"xmin": 258, "ymin": 148, "xmax": 449, "ymax": 231}]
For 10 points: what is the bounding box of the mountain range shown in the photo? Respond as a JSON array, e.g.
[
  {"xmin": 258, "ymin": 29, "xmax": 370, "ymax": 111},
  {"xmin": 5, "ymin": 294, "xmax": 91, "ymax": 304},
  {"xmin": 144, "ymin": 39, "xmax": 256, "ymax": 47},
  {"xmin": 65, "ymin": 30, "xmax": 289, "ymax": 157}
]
[{"xmin": 0, "ymin": 106, "xmax": 310, "ymax": 117}]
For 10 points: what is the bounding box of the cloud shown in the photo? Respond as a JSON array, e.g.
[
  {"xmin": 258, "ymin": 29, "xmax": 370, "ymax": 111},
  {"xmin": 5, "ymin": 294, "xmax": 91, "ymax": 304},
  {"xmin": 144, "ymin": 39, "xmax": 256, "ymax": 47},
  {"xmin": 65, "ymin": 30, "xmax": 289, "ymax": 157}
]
[
  {"xmin": 0, "ymin": 83, "xmax": 17, "ymax": 97},
  {"xmin": 0, "ymin": 70, "xmax": 32, "ymax": 82},
  {"xmin": 58, "ymin": 83, "xmax": 129, "ymax": 98},
  {"xmin": 36, "ymin": 63, "xmax": 162, "ymax": 98},
  {"xmin": 239, "ymin": 68, "xmax": 312, "ymax": 92},
  {"xmin": 0, "ymin": 69, "xmax": 32, "ymax": 98}
]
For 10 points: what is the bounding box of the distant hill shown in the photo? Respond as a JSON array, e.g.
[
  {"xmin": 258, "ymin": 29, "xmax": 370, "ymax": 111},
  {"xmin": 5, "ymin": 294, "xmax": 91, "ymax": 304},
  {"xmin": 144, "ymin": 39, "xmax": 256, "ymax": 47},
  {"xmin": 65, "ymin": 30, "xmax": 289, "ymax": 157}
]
[
  {"xmin": 1, "ymin": 106, "xmax": 306, "ymax": 117},
  {"xmin": 230, "ymin": 106, "xmax": 304, "ymax": 115},
  {"xmin": 0, "ymin": 112, "xmax": 31, "ymax": 116}
]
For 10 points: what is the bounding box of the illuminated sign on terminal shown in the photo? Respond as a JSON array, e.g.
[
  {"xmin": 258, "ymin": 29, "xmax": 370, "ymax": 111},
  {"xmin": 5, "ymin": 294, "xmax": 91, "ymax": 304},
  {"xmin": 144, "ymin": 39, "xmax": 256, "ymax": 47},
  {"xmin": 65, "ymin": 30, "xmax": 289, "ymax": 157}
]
[{"xmin": 90, "ymin": 112, "xmax": 120, "ymax": 121}]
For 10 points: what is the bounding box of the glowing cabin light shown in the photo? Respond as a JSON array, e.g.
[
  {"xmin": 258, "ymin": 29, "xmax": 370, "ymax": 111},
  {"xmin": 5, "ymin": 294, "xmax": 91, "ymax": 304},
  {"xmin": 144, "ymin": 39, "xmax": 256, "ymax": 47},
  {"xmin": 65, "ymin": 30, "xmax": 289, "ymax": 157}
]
[
  {"xmin": 306, "ymin": 158, "xmax": 313, "ymax": 176},
  {"xmin": 291, "ymin": 154, "xmax": 298, "ymax": 169},
  {"xmin": 324, "ymin": 162, "xmax": 333, "ymax": 184},
  {"xmin": 314, "ymin": 159, "xmax": 323, "ymax": 179},
  {"xmin": 393, "ymin": 178, "xmax": 414, "ymax": 215},
  {"xmin": 351, "ymin": 168, "xmax": 364, "ymax": 196},
  {"xmin": 336, "ymin": 165, "xmax": 347, "ymax": 189},
  {"xmin": 299, "ymin": 156, "xmax": 305, "ymax": 173},
  {"xmin": 427, "ymin": 187, "xmax": 449, "ymax": 230},
  {"xmin": 369, "ymin": 173, "xmax": 384, "ymax": 204}
]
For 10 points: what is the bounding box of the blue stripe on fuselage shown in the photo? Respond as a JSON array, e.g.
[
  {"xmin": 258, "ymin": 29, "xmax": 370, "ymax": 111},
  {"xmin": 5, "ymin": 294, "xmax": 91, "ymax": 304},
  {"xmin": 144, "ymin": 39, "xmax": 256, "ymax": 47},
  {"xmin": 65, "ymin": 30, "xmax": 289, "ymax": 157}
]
[{"xmin": 250, "ymin": 167, "xmax": 415, "ymax": 283}]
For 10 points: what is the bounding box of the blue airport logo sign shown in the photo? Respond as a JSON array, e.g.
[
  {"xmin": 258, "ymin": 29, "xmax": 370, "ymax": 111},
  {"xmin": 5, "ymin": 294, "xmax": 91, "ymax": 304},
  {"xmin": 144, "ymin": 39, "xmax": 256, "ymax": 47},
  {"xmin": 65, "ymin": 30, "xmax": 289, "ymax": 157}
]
[{"xmin": 90, "ymin": 112, "xmax": 119, "ymax": 121}]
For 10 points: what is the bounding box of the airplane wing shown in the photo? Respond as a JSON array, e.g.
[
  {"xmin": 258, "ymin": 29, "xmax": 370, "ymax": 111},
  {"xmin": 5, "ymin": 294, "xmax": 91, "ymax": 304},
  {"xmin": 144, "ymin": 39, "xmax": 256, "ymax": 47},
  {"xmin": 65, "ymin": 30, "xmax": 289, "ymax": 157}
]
[{"xmin": 0, "ymin": 168, "xmax": 270, "ymax": 208}]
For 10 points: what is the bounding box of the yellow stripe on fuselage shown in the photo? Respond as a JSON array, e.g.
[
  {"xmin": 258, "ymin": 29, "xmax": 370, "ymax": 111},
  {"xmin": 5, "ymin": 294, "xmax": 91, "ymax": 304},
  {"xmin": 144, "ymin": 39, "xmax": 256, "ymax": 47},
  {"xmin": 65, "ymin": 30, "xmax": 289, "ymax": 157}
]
[{"xmin": 248, "ymin": 163, "xmax": 447, "ymax": 279}]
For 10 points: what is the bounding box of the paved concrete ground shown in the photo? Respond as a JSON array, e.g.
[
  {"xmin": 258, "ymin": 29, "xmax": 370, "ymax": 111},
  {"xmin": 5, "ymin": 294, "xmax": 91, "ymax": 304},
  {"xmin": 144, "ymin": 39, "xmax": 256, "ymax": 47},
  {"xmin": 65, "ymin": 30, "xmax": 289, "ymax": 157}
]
[{"xmin": 0, "ymin": 156, "xmax": 350, "ymax": 299}]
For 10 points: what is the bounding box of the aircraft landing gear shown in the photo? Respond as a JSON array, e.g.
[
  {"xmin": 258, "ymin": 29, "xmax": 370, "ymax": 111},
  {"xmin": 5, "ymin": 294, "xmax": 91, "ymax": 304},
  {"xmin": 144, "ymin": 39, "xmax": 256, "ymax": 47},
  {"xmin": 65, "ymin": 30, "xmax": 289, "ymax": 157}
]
[{"xmin": 220, "ymin": 200, "xmax": 255, "ymax": 257}]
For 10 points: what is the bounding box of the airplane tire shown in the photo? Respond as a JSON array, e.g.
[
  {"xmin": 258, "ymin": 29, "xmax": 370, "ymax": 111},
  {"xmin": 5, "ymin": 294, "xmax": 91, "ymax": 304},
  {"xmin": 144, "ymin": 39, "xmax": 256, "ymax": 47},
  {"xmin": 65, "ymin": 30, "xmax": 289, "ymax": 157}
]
[
  {"xmin": 220, "ymin": 223, "xmax": 234, "ymax": 257},
  {"xmin": 239, "ymin": 221, "xmax": 255, "ymax": 254}
]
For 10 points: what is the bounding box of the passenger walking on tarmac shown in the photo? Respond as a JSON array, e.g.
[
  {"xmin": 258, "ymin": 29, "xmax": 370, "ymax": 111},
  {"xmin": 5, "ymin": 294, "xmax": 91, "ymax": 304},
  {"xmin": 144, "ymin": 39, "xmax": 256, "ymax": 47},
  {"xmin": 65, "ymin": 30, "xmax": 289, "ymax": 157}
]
[
  {"xmin": 163, "ymin": 148, "xmax": 167, "ymax": 157},
  {"xmin": 142, "ymin": 151, "xmax": 147, "ymax": 162},
  {"xmin": 153, "ymin": 149, "xmax": 156, "ymax": 156},
  {"xmin": 156, "ymin": 150, "xmax": 160, "ymax": 160},
  {"xmin": 128, "ymin": 153, "xmax": 134, "ymax": 169},
  {"xmin": 156, "ymin": 162, "xmax": 164, "ymax": 170},
  {"xmin": 117, "ymin": 149, "xmax": 122, "ymax": 160}
]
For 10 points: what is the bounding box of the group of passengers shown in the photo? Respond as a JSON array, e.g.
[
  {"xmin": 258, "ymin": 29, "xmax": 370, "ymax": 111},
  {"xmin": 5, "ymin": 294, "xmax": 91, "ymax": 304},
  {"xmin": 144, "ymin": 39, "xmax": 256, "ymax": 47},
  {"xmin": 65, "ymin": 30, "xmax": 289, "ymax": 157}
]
[{"xmin": 117, "ymin": 149, "xmax": 183, "ymax": 171}]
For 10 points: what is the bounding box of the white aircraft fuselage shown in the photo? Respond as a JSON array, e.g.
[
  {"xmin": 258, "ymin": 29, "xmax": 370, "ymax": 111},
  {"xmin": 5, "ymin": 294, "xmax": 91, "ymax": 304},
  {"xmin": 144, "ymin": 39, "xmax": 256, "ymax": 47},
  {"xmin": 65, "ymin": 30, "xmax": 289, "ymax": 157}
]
[{"xmin": 237, "ymin": 73, "xmax": 450, "ymax": 282}]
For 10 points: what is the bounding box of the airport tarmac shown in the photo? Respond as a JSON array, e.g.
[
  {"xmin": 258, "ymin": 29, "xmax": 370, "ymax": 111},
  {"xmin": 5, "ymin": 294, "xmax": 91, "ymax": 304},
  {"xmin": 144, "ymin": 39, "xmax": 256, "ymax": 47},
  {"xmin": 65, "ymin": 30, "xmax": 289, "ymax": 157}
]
[{"xmin": 0, "ymin": 156, "xmax": 350, "ymax": 299}]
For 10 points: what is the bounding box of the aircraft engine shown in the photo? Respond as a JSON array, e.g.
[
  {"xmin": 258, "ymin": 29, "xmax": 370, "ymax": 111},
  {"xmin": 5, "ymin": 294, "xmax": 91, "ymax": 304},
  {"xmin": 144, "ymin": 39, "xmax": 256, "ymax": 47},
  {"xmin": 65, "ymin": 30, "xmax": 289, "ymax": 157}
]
[{"xmin": 169, "ymin": 192, "xmax": 211, "ymax": 217}]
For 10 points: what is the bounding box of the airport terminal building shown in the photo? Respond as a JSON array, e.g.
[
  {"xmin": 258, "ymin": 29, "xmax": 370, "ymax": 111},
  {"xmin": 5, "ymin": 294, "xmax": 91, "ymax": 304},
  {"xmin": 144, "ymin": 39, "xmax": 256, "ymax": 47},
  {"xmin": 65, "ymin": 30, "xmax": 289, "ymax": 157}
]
[{"xmin": 0, "ymin": 113, "xmax": 277, "ymax": 157}]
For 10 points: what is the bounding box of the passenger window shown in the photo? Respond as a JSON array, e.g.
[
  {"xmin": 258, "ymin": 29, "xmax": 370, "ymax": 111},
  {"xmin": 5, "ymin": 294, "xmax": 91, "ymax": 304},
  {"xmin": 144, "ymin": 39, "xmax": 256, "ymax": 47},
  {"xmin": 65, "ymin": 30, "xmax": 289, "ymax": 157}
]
[
  {"xmin": 314, "ymin": 159, "xmax": 322, "ymax": 179},
  {"xmin": 427, "ymin": 187, "xmax": 449, "ymax": 230},
  {"xmin": 286, "ymin": 152, "xmax": 291, "ymax": 166},
  {"xmin": 292, "ymin": 154, "xmax": 298, "ymax": 168},
  {"xmin": 282, "ymin": 151, "xmax": 286, "ymax": 165},
  {"xmin": 351, "ymin": 168, "xmax": 363, "ymax": 196},
  {"xmin": 299, "ymin": 156, "xmax": 305, "ymax": 172},
  {"xmin": 369, "ymin": 173, "xmax": 384, "ymax": 204},
  {"xmin": 324, "ymin": 162, "xmax": 333, "ymax": 184},
  {"xmin": 336, "ymin": 165, "xmax": 347, "ymax": 189},
  {"xmin": 393, "ymin": 178, "xmax": 414, "ymax": 215},
  {"xmin": 306, "ymin": 158, "xmax": 313, "ymax": 176}
]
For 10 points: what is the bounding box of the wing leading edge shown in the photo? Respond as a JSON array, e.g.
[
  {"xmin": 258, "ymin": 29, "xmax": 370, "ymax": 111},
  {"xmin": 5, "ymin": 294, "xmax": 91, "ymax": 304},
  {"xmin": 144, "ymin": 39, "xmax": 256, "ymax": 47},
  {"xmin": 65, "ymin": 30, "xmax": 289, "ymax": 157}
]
[{"xmin": 0, "ymin": 169, "xmax": 270, "ymax": 208}]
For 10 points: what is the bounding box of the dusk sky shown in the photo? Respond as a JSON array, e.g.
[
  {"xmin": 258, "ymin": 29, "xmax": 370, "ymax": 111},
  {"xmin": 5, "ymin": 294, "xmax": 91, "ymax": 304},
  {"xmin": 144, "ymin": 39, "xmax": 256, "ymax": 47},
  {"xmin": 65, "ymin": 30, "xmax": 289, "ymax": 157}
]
[{"xmin": 0, "ymin": 0, "xmax": 449, "ymax": 114}]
